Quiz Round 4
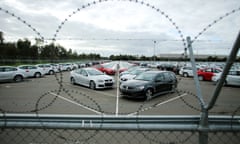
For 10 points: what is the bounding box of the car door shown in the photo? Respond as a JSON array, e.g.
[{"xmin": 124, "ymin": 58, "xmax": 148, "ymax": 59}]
[
  {"xmin": 227, "ymin": 71, "xmax": 240, "ymax": 85},
  {"xmin": 203, "ymin": 68, "xmax": 213, "ymax": 81},
  {"xmin": 22, "ymin": 66, "xmax": 33, "ymax": 77},
  {"xmin": 74, "ymin": 69, "xmax": 82, "ymax": 84},
  {"xmin": 154, "ymin": 73, "xmax": 168, "ymax": 93},
  {"xmin": 163, "ymin": 72, "xmax": 175, "ymax": 91},
  {"xmin": 79, "ymin": 69, "xmax": 90, "ymax": 86},
  {"xmin": 2, "ymin": 67, "xmax": 16, "ymax": 80},
  {"xmin": 29, "ymin": 66, "xmax": 38, "ymax": 76},
  {"xmin": 0, "ymin": 67, "xmax": 10, "ymax": 81}
]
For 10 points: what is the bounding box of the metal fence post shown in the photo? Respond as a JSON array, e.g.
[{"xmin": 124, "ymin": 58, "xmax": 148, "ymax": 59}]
[{"xmin": 186, "ymin": 36, "xmax": 208, "ymax": 144}]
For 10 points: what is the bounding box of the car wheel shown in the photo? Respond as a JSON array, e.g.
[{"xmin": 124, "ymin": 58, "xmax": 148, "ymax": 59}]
[
  {"xmin": 14, "ymin": 75, "xmax": 23, "ymax": 82},
  {"xmin": 198, "ymin": 76, "xmax": 204, "ymax": 81},
  {"xmin": 145, "ymin": 88, "xmax": 153, "ymax": 101},
  {"xmin": 70, "ymin": 77, "xmax": 76, "ymax": 85},
  {"xmin": 89, "ymin": 81, "xmax": 96, "ymax": 90},
  {"xmin": 34, "ymin": 72, "xmax": 41, "ymax": 78},
  {"xmin": 67, "ymin": 68, "xmax": 71, "ymax": 71},
  {"xmin": 49, "ymin": 70, "xmax": 54, "ymax": 75},
  {"xmin": 183, "ymin": 73, "xmax": 188, "ymax": 77},
  {"xmin": 171, "ymin": 84, "xmax": 176, "ymax": 93}
]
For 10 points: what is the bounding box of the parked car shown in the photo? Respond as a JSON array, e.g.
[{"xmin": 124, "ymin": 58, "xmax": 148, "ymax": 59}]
[
  {"xmin": 212, "ymin": 70, "xmax": 240, "ymax": 86},
  {"xmin": 36, "ymin": 64, "xmax": 55, "ymax": 75},
  {"xmin": 0, "ymin": 66, "xmax": 26, "ymax": 82},
  {"xmin": 59, "ymin": 63, "xmax": 73, "ymax": 71},
  {"xmin": 93, "ymin": 64, "xmax": 116, "ymax": 75},
  {"xmin": 120, "ymin": 71, "xmax": 178, "ymax": 100},
  {"xmin": 18, "ymin": 65, "xmax": 45, "ymax": 78},
  {"xmin": 179, "ymin": 66, "xmax": 194, "ymax": 77},
  {"xmin": 197, "ymin": 68, "xmax": 222, "ymax": 81},
  {"xmin": 120, "ymin": 68, "xmax": 150, "ymax": 83},
  {"xmin": 70, "ymin": 67, "xmax": 115, "ymax": 89},
  {"xmin": 157, "ymin": 63, "xmax": 179, "ymax": 74},
  {"xmin": 119, "ymin": 66, "xmax": 140, "ymax": 77},
  {"xmin": 49, "ymin": 63, "xmax": 61, "ymax": 73}
]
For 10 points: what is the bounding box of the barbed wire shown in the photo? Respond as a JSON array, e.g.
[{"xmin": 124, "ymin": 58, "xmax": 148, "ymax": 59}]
[
  {"xmin": 0, "ymin": 1, "xmax": 240, "ymax": 143},
  {"xmin": 0, "ymin": 7, "xmax": 44, "ymax": 42},
  {"xmin": 191, "ymin": 7, "xmax": 240, "ymax": 44}
]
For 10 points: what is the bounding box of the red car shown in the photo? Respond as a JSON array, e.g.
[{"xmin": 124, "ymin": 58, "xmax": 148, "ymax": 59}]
[
  {"xmin": 197, "ymin": 68, "xmax": 222, "ymax": 81},
  {"xmin": 93, "ymin": 64, "xmax": 116, "ymax": 75}
]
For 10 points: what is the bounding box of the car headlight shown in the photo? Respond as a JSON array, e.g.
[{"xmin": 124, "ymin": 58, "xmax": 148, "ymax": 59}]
[{"xmin": 136, "ymin": 85, "xmax": 145, "ymax": 90}]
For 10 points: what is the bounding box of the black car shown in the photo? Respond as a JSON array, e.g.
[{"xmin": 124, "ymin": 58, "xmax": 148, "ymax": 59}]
[
  {"xmin": 120, "ymin": 71, "xmax": 178, "ymax": 100},
  {"xmin": 157, "ymin": 63, "xmax": 180, "ymax": 74}
]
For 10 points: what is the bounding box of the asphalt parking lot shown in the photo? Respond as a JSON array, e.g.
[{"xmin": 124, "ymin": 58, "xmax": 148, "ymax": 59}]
[{"xmin": 0, "ymin": 71, "xmax": 239, "ymax": 116}]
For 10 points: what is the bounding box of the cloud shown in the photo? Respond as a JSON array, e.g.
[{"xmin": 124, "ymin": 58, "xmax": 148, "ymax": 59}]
[{"xmin": 0, "ymin": 0, "xmax": 239, "ymax": 56}]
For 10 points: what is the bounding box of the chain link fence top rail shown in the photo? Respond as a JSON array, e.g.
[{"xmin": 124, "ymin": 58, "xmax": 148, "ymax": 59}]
[{"xmin": 1, "ymin": 0, "xmax": 240, "ymax": 144}]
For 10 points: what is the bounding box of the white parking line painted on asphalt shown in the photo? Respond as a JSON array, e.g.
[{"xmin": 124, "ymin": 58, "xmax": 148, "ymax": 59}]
[
  {"xmin": 50, "ymin": 92, "xmax": 104, "ymax": 115},
  {"xmin": 127, "ymin": 93, "xmax": 188, "ymax": 116}
]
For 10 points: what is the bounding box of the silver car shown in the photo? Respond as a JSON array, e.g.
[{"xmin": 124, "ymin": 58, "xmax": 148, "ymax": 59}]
[
  {"xmin": 18, "ymin": 65, "xmax": 45, "ymax": 78},
  {"xmin": 212, "ymin": 70, "xmax": 240, "ymax": 86},
  {"xmin": 120, "ymin": 68, "xmax": 150, "ymax": 83},
  {"xmin": 70, "ymin": 67, "xmax": 115, "ymax": 89},
  {"xmin": 0, "ymin": 66, "xmax": 26, "ymax": 82}
]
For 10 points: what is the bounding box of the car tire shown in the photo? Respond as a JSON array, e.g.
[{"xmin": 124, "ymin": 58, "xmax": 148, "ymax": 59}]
[
  {"xmin": 14, "ymin": 75, "xmax": 23, "ymax": 82},
  {"xmin": 67, "ymin": 68, "xmax": 71, "ymax": 71},
  {"xmin": 183, "ymin": 73, "xmax": 188, "ymax": 77},
  {"xmin": 49, "ymin": 70, "xmax": 54, "ymax": 75},
  {"xmin": 171, "ymin": 84, "xmax": 176, "ymax": 93},
  {"xmin": 34, "ymin": 72, "xmax": 41, "ymax": 78},
  {"xmin": 70, "ymin": 77, "xmax": 76, "ymax": 85},
  {"xmin": 89, "ymin": 81, "xmax": 96, "ymax": 90},
  {"xmin": 145, "ymin": 88, "xmax": 153, "ymax": 101},
  {"xmin": 198, "ymin": 75, "xmax": 204, "ymax": 81}
]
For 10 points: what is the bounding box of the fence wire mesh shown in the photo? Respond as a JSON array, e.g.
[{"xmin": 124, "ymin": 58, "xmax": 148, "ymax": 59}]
[
  {"xmin": 1, "ymin": 0, "xmax": 240, "ymax": 144},
  {"xmin": 0, "ymin": 128, "xmax": 240, "ymax": 144}
]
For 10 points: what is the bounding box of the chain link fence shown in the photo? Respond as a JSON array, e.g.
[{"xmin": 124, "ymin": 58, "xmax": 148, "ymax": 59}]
[
  {"xmin": 1, "ymin": 0, "xmax": 240, "ymax": 144},
  {"xmin": 0, "ymin": 114, "xmax": 240, "ymax": 144}
]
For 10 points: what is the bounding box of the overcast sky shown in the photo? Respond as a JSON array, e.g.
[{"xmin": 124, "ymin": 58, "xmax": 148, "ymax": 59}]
[{"xmin": 0, "ymin": 0, "xmax": 239, "ymax": 57}]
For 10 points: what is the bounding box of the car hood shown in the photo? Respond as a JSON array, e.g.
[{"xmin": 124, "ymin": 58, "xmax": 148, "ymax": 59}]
[
  {"xmin": 121, "ymin": 79, "xmax": 150, "ymax": 86},
  {"xmin": 89, "ymin": 74, "xmax": 113, "ymax": 80},
  {"xmin": 120, "ymin": 74, "xmax": 136, "ymax": 79}
]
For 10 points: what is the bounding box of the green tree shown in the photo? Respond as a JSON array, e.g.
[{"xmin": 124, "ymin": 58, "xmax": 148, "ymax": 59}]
[
  {"xmin": 0, "ymin": 31, "xmax": 4, "ymax": 44},
  {"xmin": 16, "ymin": 38, "xmax": 31, "ymax": 58}
]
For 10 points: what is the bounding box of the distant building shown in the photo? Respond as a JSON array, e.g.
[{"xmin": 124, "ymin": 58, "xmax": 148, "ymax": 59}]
[{"xmin": 156, "ymin": 53, "xmax": 232, "ymax": 59}]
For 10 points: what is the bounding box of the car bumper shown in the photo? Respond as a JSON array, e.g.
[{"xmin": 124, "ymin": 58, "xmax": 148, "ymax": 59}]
[
  {"xmin": 96, "ymin": 82, "xmax": 114, "ymax": 89},
  {"xmin": 120, "ymin": 88, "xmax": 145, "ymax": 98}
]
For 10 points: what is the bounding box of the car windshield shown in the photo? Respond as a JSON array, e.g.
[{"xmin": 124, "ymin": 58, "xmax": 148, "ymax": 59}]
[
  {"xmin": 130, "ymin": 69, "xmax": 146, "ymax": 75},
  {"xmin": 87, "ymin": 69, "xmax": 104, "ymax": 76},
  {"xmin": 134, "ymin": 72, "xmax": 156, "ymax": 81}
]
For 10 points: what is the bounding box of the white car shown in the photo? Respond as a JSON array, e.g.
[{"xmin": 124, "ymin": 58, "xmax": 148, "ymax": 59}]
[
  {"xmin": 179, "ymin": 66, "xmax": 194, "ymax": 77},
  {"xmin": 70, "ymin": 67, "xmax": 115, "ymax": 89},
  {"xmin": 120, "ymin": 68, "xmax": 150, "ymax": 83},
  {"xmin": 18, "ymin": 65, "xmax": 45, "ymax": 78},
  {"xmin": 59, "ymin": 63, "xmax": 73, "ymax": 71},
  {"xmin": 36, "ymin": 64, "xmax": 55, "ymax": 75},
  {"xmin": 0, "ymin": 66, "xmax": 26, "ymax": 82},
  {"xmin": 212, "ymin": 70, "xmax": 240, "ymax": 86}
]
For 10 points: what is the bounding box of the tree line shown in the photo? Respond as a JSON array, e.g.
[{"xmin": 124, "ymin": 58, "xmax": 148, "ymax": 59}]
[
  {"xmin": 0, "ymin": 31, "xmax": 238, "ymax": 63},
  {"xmin": 0, "ymin": 32, "xmax": 101, "ymax": 61}
]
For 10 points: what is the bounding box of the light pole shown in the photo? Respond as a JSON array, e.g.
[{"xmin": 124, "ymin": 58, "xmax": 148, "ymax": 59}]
[{"xmin": 153, "ymin": 40, "xmax": 156, "ymax": 62}]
